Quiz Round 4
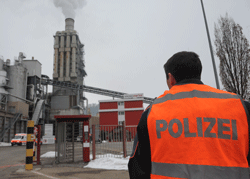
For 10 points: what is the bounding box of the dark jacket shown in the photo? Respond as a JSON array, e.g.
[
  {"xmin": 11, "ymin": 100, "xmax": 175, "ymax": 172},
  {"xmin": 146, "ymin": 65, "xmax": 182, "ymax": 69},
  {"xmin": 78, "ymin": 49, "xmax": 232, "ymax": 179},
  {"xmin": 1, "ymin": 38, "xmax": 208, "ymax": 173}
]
[{"xmin": 128, "ymin": 79, "xmax": 250, "ymax": 179}]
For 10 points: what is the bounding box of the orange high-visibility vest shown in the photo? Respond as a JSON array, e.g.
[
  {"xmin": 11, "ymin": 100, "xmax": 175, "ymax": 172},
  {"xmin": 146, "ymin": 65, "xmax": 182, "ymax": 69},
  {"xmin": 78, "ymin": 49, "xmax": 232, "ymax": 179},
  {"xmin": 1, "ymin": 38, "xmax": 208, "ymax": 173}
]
[{"xmin": 147, "ymin": 84, "xmax": 249, "ymax": 179}]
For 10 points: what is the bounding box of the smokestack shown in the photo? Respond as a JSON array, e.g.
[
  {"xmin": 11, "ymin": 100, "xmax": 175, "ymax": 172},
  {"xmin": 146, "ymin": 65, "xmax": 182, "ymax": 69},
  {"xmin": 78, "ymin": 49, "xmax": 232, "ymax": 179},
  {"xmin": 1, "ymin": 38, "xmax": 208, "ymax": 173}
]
[{"xmin": 65, "ymin": 18, "xmax": 74, "ymax": 31}]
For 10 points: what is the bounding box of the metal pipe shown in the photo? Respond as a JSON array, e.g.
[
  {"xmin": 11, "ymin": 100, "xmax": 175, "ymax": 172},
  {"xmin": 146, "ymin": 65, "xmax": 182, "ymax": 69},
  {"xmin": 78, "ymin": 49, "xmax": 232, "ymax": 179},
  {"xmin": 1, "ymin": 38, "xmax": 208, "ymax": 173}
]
[
  {"xmin": 0, "ymin": 93, "xmax": 34, "ymax": 104},
  {"xmin": 5, "ymin": 95, "xmax": 7, "ymax": 112},
  {"xmin": 24, "ymin": 70, "xmax": 28, "ymax": 100},
  {"xmin": 71, "ymin": 47, "xmax": 76, "ymax": 74},
  {"xmin": 34, "ymin": 76, "xmax": 37, "ymax": 100},
  {"xmin": 53, "ymin": 35, "xmax": 59, "ymax": 78},
  {"xmin": 71, "ymin": 34, "xmax": 77, "ymax": 77},
  {"xmin": 200, "ymin": 0, "xmax": 220, "ymax": 89},
  {"xmin": 46, "ymin": 84, "xmax": 48, "ymax": 101},
  {"xmin": 84, "ymin": 97, "xmax": 88, "ymax": 114},
  {"xmin": 66, "ymin": 34, "xmax": 70, "ymax": 79},
  {"xmin": 59, "ymin": 34, "xmax": 65, "ymax": 80},
  {"xmin": 77, "ymin": 90, "xmax": 79, "ymax": 106}
]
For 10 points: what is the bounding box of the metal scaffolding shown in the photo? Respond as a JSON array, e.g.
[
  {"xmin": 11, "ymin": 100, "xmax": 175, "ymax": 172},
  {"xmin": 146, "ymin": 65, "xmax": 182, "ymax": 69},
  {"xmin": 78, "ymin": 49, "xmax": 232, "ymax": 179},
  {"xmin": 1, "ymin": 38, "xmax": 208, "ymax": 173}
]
[{"xmin": 41, "ymin": 78, "xmax": 154, "ymax": 104}]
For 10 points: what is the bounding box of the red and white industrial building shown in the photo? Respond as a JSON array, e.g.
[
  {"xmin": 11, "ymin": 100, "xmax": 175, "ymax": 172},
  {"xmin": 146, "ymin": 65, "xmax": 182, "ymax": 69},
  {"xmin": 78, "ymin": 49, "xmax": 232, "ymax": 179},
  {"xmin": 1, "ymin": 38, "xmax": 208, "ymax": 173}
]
[
  {"xmin": 99, "ymin": 93, "xmax": 144, "ymax": 126},
  {"xmin": 98, "ymin": 94, "xmax": 144, "ymax": 141}
]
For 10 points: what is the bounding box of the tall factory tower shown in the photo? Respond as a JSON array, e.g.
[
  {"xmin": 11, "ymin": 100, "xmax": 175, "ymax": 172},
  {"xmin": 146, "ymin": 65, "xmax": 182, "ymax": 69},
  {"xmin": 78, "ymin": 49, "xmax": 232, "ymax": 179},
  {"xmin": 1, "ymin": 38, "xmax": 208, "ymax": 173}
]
[
  {"xmin": 53, "ymin": 18, "xmax": 86, "ymax": 82},
  {"xmin": 51, "ymin": 18, "xmax": 87, "ymax": 118}
]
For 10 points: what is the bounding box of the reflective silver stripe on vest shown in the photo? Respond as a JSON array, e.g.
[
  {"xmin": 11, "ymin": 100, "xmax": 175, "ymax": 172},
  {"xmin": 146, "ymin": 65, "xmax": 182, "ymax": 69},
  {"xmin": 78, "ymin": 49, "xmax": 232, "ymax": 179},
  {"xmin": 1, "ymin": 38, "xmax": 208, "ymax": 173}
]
[
  {"xmin": 154, "ymin": 90, "xmax": 239, "ymax": 105},
  {"xmin": 152, "ymin": 162, "xmax": 250, "ymax": 179}
]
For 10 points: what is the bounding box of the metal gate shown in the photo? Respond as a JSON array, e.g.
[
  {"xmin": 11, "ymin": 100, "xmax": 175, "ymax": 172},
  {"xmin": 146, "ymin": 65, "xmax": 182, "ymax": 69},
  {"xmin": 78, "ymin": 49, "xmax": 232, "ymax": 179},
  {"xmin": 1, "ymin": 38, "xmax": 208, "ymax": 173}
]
[
  {"xmin": 91, "ymin": 124, "xmax": 137, "ymax": 159},
  {"xmin": 55, "ymin": 122, "xmax": 82, "ymax": 163}
]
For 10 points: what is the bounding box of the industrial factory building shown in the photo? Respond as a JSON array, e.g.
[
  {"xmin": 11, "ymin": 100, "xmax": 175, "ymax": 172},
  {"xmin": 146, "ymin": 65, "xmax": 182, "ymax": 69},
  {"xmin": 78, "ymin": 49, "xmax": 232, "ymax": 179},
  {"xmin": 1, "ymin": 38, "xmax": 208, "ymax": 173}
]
[
  {"xmin": 0, "ymin": 18, "xmax": 88, "ymax": 143},
  {"xmin": 0, "ymin": 53, "xmax": 45, "ymax": 142},
  {"xmin": 51, "ymin": 18, "xmax": 86, "ymax": 115},
  {"xmin": 99, "ymin": 94, "xmax": 144, "ymax": 126},
  {"xmin": 50, "ymin": 18, "xmax": 87, "ymax": 139},
  {"xmin": 0, "ymin": 18, "xmax": 152, "ymax": 144}
]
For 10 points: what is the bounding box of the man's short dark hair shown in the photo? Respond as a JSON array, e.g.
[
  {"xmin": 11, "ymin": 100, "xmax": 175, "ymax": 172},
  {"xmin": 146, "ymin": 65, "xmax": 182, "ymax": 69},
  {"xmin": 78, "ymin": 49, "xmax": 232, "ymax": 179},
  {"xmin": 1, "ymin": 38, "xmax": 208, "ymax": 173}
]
[{"xmin": 164, "ymin": 51, "xmax": 202, "ymax": 82}]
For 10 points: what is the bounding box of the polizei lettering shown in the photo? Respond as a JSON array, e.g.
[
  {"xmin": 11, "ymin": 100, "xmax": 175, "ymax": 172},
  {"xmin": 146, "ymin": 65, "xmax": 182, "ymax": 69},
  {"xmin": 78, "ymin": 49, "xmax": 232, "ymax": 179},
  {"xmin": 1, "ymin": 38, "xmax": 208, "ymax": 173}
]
[{"xmin": 156, "ymin": 118, "xmax": 238, "ymax": 140}]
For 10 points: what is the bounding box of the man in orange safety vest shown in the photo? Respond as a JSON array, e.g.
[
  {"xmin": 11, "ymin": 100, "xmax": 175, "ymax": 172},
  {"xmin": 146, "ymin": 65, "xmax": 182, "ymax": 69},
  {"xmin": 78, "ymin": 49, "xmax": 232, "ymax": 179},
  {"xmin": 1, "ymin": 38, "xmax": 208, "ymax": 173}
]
[{"xmin": 128, "ymin": 51, "xmax": 250, "ymax": 179}]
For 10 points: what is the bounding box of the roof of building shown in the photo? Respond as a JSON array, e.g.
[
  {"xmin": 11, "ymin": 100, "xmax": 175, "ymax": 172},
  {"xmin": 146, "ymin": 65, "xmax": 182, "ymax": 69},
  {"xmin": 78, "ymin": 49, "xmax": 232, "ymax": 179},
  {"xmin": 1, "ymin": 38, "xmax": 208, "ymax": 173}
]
[
  {"xmin": 99, "ymin": 98, "xmax": 144, "ymax": 103},
  {"xmin": 23, "ymin": 59, "xmax": 42, "ymax": 65}
]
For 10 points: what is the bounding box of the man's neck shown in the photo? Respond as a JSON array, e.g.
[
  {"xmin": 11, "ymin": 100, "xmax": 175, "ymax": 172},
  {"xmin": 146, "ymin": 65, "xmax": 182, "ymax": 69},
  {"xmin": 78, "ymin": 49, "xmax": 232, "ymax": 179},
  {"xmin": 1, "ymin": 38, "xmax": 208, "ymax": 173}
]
[{"xmin": 175, "ymin": 79, "xmax": 203, "ymax": 86}]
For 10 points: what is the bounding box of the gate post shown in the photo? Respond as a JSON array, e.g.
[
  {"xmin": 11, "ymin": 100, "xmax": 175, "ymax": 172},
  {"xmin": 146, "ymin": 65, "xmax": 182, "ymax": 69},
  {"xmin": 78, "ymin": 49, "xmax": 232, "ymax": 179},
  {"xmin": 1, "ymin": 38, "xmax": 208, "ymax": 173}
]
[
  {"xmin": 83, "ymin": 120, "xmax": 90, "ymax": 162},
  {"xmin": 122, "ymin": 121, "xmax": 127, "ymax": 158},
  {"xmin": 92, "ymin": 125, "xmax": 96, "ymax": 160},
  {"xmin": 36, "ymin": 125, "xmax": 41, "ymax": 165},
  {"xmin": 25, "ymin": 120, "xmax": 34, "ymax": 170}
]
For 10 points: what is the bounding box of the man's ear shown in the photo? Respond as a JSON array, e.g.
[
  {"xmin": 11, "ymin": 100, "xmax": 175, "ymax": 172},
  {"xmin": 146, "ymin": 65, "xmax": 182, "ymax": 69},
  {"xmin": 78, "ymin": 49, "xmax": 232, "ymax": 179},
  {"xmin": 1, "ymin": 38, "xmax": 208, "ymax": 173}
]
[{"xmin": 169, "ymin": 73, "xmax": 177, "ymax": 87}]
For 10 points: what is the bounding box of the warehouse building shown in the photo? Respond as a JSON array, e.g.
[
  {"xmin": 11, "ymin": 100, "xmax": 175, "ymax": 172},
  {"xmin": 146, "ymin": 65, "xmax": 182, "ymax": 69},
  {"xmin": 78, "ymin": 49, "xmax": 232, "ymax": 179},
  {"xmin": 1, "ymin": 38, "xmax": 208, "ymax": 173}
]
[{"xmin": 98, "ymin": 94, "xmax": 144, "ymax": 141}]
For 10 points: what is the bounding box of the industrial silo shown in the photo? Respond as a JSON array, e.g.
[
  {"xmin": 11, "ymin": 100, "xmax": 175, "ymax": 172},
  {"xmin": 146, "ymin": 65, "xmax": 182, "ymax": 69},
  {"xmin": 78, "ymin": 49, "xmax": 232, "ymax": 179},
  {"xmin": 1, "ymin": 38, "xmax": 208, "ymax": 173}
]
[{"xmin": 6, "ymin": 52, "xmax": 28, "ymax": 102}]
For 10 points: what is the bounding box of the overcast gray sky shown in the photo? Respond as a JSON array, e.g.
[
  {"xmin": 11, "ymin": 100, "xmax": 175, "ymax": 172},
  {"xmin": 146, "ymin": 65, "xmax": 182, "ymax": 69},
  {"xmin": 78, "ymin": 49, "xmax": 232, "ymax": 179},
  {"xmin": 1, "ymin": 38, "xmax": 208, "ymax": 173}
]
[{"xmin": 0, "ymin": 0, "xmax": 250, "ymax": 105}]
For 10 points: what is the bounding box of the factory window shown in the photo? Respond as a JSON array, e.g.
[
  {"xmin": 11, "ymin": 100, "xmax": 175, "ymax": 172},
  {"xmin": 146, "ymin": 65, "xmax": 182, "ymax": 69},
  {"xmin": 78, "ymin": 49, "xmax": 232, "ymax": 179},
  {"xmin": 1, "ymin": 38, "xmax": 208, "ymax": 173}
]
[
  {"xmin": 69, "ymin": 95, "xmax": 77, "ymax": 107},
  {"xmin": 118, "ymin": 111, "xmax": 124, "ymax": 115},
  {"xmin": 118, "ymin": 102, "xmax": 124, "ymax": 106}
]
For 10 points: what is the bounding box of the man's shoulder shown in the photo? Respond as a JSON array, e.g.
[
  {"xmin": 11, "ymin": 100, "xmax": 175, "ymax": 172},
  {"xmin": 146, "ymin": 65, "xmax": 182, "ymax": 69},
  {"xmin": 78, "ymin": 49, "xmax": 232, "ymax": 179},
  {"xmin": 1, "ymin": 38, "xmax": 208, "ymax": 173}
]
[
  {"xmin": 243, "ymin": 100, "xmax": 250, "ymax": 105},
  {"xmin": 141, "ymin": 107, "xmax": 150, "ymax": 120},
  {"xmin": 243, "ymin": 100, "xmax": 250, "ymax": 111},
  {"xmin": 137, "ymin": 107, "xmax": 151, "ymax": 128}
]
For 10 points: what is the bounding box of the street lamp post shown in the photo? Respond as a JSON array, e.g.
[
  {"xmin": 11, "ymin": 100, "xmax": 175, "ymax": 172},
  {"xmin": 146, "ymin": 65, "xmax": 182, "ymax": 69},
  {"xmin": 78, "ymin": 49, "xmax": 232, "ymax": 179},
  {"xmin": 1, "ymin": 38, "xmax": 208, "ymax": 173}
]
[{"xmin": 200, "ymin": 0, "xmax": 220, "ymax": 89}]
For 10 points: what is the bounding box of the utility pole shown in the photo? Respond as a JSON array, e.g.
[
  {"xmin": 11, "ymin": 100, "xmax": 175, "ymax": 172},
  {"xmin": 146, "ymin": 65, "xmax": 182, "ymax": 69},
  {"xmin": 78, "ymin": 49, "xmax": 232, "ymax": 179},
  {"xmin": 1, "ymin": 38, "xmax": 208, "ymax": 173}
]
[{"xmin": 200, "ymin": 0, "xmax": 220, "ymax": 89}]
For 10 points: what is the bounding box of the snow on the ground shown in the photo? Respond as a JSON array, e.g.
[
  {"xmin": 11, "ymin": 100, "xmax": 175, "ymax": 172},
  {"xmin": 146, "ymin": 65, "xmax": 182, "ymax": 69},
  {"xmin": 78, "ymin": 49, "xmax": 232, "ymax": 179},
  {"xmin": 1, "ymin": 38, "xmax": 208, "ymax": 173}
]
[
  {"xmin": 85, "ymin": 154, "xmax": 130, "ymax": 170},
  {"xmin": 41, "ymin": 151, "xmax": 56, "ymax": 158},
  {"xmin": 41, "ymin": 151, "xmax": 63, "ymax": 158},
  {"xmin": 0, "ymin": 142, "xmax": 11, "ymax": 146},
  {"xmin": 41, "ymin": 151, "xmax": 130, "ymax": 170}
]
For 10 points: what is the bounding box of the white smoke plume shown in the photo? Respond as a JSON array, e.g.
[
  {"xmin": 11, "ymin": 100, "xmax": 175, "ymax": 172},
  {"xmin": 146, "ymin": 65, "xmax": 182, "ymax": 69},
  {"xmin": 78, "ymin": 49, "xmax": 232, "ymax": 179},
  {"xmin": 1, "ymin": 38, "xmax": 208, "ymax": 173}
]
[{"xmin": 53, "ymin": 0, "xmax": 87, "ymax": 19}]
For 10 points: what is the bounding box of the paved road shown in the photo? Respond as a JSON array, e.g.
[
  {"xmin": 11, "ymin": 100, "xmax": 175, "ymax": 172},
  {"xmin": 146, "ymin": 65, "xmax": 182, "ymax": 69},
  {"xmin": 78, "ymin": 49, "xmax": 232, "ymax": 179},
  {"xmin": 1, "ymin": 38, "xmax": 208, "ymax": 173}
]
[
  {"xmin": 0, "ymin": 145, "xmax": 26, "ymax": 179},
  {"xmin": 0, "ymin": 144, "xmax": 54, "ymax": 178},
  {"xmin": 9, "ymin": 167, "xmax": 130, "ymax": 179},
  {"xmin": 0, "ymin": 144, "xmax": 130, "ymax": 179}
]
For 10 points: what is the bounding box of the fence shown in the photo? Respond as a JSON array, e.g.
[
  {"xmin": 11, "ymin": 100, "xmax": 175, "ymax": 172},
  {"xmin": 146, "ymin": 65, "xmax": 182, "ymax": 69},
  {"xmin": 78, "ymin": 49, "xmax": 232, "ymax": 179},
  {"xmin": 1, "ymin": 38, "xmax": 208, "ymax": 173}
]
[
  {"xmin": 91, "ymin": 122, "xmax": 137, "ymax": 159},
  {"xmin": 125, "ymin": 125, "xmax": 137, "ymax": 157}
]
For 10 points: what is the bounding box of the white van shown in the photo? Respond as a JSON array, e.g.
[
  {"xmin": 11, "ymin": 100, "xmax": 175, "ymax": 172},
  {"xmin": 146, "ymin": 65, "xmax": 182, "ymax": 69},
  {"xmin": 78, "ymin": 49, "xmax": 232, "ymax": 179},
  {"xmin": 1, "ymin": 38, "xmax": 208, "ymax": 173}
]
[
  {"xmin": 11, "ymin": 133, "xmax": 41, "ymax": 146},
  {"xmin": 11, "ymin": 133, "xmax": 28, "ymax": 146}
]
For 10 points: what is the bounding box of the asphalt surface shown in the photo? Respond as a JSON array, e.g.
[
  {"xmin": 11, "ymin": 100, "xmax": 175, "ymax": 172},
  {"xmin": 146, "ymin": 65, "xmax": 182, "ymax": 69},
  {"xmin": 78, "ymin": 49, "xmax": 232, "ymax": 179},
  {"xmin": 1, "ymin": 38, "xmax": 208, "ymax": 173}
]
[
  {"xmin": 0, "ymin": 144, "xmax": 130, "ymax": 179},
  {"xmin": 9, "ymin": 166, "xmax": 130, "ymax": 179}
]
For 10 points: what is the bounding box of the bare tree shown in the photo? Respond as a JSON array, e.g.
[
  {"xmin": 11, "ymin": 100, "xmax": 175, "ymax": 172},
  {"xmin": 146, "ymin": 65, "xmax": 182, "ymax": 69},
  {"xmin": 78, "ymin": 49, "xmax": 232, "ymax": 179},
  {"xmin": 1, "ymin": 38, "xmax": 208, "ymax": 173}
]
[{"xmin": 214, "ymin": 14, "xmax": 250, "ymax": 99}]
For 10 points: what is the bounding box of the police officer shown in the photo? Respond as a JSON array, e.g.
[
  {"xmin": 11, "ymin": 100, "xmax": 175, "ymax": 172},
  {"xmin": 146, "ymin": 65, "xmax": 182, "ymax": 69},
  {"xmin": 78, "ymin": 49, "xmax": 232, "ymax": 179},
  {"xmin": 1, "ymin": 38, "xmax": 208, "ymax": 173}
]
[{"xmin": 128, "ymin": 51, "xmax": 250, "ymax": 179}]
